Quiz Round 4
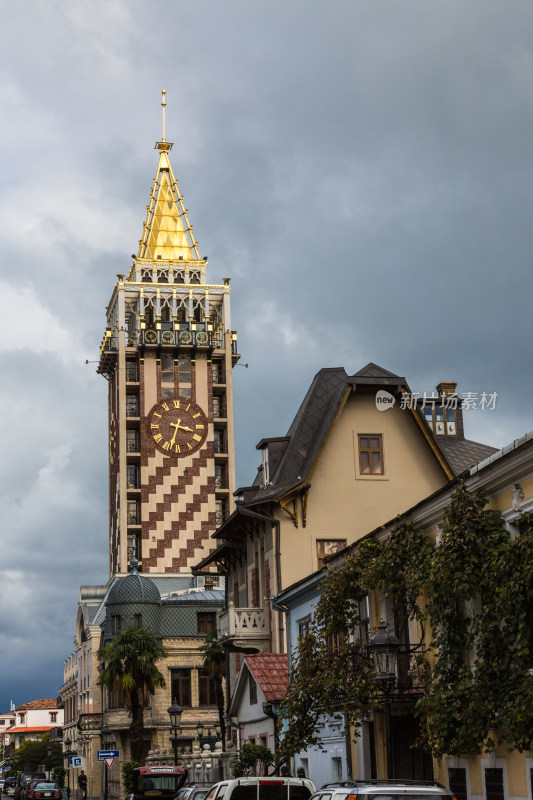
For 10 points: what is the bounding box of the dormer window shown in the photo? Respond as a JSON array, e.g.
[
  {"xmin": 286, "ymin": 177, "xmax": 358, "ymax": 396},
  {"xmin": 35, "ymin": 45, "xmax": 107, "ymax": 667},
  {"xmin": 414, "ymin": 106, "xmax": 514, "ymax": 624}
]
[{"xmin": 423, "ymin": 405, "xmax": 457, "ymax": 436}]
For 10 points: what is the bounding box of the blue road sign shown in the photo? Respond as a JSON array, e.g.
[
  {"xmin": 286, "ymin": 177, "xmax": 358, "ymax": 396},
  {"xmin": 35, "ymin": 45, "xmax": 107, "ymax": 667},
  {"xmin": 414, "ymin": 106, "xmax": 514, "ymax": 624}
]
[
  {"xmin": 97, "ymin": 750, "xmax": 120, "ymax": 761},
  {"xmin": 69, "ymin": 757, "xmax": 82, "ymax": 768}
]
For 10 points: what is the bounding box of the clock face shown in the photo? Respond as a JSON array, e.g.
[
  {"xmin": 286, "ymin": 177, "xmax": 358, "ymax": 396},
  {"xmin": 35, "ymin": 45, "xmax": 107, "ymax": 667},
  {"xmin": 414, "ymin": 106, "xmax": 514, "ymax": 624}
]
[{"xmin": 147, "ymin": 396, "xmax": 208, "ymax": 457}]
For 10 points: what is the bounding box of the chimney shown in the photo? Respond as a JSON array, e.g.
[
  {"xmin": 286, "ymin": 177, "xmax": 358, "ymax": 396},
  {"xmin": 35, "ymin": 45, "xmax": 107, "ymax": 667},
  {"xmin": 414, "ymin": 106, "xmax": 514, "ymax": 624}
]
[
  {"xmin": 434, "ymin": 380, "xmax": 464, "ymax": 438},
  {"xmin": 436, "ymin": 381, "xmax": 457, "ymax": 398}
]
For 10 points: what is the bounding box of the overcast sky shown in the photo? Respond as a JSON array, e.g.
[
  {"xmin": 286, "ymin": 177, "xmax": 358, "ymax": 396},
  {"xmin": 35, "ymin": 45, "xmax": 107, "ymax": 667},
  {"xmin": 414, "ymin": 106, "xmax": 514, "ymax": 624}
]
[{"xmin": 1, "ymin": 0, "xmax": 533, "ymax": 712}]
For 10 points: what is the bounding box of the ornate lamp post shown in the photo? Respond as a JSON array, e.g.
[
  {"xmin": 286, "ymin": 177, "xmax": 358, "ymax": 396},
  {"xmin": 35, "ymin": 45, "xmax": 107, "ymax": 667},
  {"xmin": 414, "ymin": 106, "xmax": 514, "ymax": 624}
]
[
  {"xmin": 167, "ymin": 702, "xmax": 183, "ymax": 767},
  {"xmin": 46, "ymin": 745, "xmax": 53, "ymax": 780},
  {"xmin": 63, "ymin": 746, "xmax": 78, "ymax": 800},
  {"xmin": 367, "ymin": 621, "xmax": 400, "ymax": 779},
  {"xmin": 196, "ymin": 723, "xmax": 221, "ymax": 749},
  {"xmin": 101, "ymin": 724, "xmax": 111, "ymax": 800}
]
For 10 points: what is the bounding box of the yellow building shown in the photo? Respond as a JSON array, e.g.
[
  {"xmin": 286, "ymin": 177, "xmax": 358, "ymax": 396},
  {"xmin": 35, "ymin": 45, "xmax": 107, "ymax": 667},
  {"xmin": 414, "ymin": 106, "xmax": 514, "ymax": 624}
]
[
  {"xmin": 303, "ymin": 428, "xmax": 533, "ymax": 796},
  {"xmin": 196, "ymin": 366, "xmax": 495, "ymax": 703}
]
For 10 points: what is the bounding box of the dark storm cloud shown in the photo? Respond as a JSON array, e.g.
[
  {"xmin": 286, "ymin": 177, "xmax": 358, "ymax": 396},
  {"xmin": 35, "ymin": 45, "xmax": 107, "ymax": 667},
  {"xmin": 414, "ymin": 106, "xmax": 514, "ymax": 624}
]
[{"xmin": 1, "ymin": 0, "xmax": 533, "ymax": 709}]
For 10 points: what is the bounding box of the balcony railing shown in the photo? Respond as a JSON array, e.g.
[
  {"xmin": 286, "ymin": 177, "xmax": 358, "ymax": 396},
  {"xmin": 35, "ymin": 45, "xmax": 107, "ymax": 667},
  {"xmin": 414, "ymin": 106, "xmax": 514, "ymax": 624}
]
[
  {"xmin": 125, "ymin": 364, "xmax": 138, "ymax": 381},
  {"xmin": 77, "ymin": 713, "xmax": 102, "ymax": 733},
  {"xmin": 127, "ymin": 507, "xmax": 140, "ymax": 525},
  {"xmin": 213, "ymin": 399, "xmax": 226, "ymax": 418},
  {"xmin": 143, "ymin": 325, "xmax": 212, "ymax": 347},
  {"xmin": 214, "ymin": 473, "xmax": 227, "ymax": 490},
  {"xmin": 100, "ymin": 321, "xmax": 229, "ymax": 354},
  {"xmin": 126, "ymin": 397, "xmax": 139, "ymax": 416},
  {"xmin": 127, "ymin": 434, "xmax": 139, "ymax": 453},
  {"xmin": 217, "ymin": 603, "xmax": 269, "ymax": 652}
]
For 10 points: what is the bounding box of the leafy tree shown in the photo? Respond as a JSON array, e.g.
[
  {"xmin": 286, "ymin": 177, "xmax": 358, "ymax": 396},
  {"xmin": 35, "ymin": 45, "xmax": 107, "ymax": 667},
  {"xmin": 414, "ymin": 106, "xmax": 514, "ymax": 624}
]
[
  {"xmin": 418, "ymin": 486, "xmax": 533, "ymax": 757},
  {"xmin": 200, "ymin": 629, "xmax": 226, "ymax": 745},
  {"xmin": 13, "ymin": 733, "xmax": 63, "ymax": 772},
  {"xmin": 121, "ymin": 761, "xmax": 141, "ymax": 794},
  {"xmin": 279, "ymin": 543, "xmax": 377, "ymax": 761},
  {"xmin": 52, "ymin": 766, "xmax": 66, "ymax": 788},
  {"xmin": 97, "ymin": 626, "xmax": 167, "ymax": 762},
  {"xmin": 232, "ymin": 743, "xmax": 274, "ymax": 777}
]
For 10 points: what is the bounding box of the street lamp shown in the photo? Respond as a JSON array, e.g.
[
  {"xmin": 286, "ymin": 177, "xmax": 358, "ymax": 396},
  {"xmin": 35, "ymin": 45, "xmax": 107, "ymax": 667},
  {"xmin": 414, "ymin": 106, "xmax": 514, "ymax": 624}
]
[
  {"xmin": 101, "ymin": 724, "xmax": 111, "ymax": 800},
  {"xmin": 63, "ymin": 747, "xmax": 78, "ymax": 800},
  {"xmin": 196, "ymin": 723, "xmax": 221, "ymax": 748},
  {"xmin": 46, "ymin": 745, "xmax": 53, "ymax": 780},
  {"xmin": 367, "ymin": 621, "xmax": 400, "ymax": 779},
  {"xmin": 167, "ymin": 702, "xmax": 183, "ymax": 767}
]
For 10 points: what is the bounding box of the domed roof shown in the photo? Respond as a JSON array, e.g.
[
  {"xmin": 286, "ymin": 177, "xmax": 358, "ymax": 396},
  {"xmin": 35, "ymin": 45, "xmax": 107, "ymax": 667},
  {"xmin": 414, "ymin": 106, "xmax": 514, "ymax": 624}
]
[{"xmin": 107, "ymin": 571, "xmax": 161, "ymax": 606}]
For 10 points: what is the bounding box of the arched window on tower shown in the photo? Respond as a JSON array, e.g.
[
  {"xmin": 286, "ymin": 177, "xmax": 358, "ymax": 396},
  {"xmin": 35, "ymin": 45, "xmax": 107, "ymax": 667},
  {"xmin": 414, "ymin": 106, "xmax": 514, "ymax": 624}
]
[
  {"xmin": 192, "ymin": 298, "xmax": 204, "ymax": 323},
  {"xmin": 176, "ymin": 300, "xmax": 188, "ymax": 323}
]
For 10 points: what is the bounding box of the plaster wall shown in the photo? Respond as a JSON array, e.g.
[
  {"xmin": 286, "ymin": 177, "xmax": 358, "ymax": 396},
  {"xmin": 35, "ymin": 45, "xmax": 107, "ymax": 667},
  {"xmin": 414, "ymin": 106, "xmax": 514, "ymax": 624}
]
[{"xmin": 277, "ymin": 391, "xmax": 447, "ymax": 588}]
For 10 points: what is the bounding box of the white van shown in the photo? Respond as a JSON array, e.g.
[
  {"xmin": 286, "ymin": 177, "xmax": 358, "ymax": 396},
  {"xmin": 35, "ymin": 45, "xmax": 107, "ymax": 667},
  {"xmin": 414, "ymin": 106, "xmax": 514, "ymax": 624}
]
[{"xmin": 204, "ymin": 778, "xmax": 316, "ymax": 800}]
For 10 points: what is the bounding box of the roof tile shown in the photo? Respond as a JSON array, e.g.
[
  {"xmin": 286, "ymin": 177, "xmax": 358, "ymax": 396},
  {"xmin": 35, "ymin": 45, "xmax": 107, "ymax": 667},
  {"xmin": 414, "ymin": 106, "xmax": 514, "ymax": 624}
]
[
  {"xmin": 16, "ymin": 699, "xmax": 58, "ymax": 710},
  {"xmin": 245, "ymin": 654, "xmax": 288, "ymax": 701}
]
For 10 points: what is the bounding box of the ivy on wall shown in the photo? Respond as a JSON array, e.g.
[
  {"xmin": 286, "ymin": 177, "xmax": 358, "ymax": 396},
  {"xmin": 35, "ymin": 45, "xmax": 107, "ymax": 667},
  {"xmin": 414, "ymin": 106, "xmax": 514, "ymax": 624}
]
[{"xmin": 281, "ymin": 484, "xmax": 533, "ymax": 760}]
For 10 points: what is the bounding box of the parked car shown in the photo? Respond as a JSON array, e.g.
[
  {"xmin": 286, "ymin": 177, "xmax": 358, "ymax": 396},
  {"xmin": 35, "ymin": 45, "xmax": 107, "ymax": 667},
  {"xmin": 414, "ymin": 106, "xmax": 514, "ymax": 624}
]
[
  {"xmin": 21, "ymin": 780, "xmax": 45, "ymax": 800},
  {"xmin": 309, "ymin": 780, "xmax": 455, "ymax": 800},
  {"xmin": 204, "ymin": 777, "xmax": 316, "ymax": 800},
  {"xmin": 14, "ymin": 774, "xmax": 46, "ymax": 800},
  {"xmin": 27, "ymin": 784, "xmax": 61, "ymax": 800},
  {"xmin": 175, "ymin": 784, "xmax": 213, "ymax": 800},
  {"xmin": 125, "ymin": 765, "xmax": 188, "ymax": 800}
]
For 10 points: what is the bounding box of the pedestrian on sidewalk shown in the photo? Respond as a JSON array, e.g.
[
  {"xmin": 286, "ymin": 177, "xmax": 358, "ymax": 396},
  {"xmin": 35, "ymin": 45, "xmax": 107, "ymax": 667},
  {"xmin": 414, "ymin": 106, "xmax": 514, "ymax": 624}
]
[{"xmin": 78, "ymin": 771, "xmax": 88, "ymax": 800}]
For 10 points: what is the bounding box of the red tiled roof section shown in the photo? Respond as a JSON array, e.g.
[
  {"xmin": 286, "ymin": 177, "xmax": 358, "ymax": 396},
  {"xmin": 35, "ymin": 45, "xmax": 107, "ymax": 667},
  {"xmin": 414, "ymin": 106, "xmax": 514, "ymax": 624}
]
[
  {"xmin": 8, "ymin": 726, "xmax": 60, "ymax": 733},
  {"xmin": 16, "ymin": 699, "xmax": 58, "ymax": 710},
  {"xmin": 245, "ymin": 654, "xmax": 288, "ymax": 701}
]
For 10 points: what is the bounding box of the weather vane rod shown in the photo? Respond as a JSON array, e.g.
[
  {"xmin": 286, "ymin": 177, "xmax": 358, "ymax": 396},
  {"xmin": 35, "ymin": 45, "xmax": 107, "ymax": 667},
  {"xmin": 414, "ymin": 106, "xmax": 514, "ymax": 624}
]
[{"xmin": 161, "ymin": 89, "xmax": 167, "ymax": 142}]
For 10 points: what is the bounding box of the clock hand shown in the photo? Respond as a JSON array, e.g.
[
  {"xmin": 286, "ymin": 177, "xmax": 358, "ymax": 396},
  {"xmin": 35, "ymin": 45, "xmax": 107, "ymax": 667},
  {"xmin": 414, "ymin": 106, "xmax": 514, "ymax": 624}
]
[
  {"xmin": 178, "ymin": 424, "xmax": 193, "ymax": 432},
  {"xmin": 169, "ymin": 419, "xmax": 181, "ymax": 447}
]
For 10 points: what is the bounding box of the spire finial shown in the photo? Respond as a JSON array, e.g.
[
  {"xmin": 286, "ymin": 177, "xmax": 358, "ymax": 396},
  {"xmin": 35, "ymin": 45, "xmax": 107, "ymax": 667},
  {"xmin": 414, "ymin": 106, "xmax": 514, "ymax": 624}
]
[
  {"xmin": 155, "ymin": 90, "xmax": 173, "ymax": 152},
  {"xmin": 161, "ymin": 89, "xmax": 167, "ymax": 142}
]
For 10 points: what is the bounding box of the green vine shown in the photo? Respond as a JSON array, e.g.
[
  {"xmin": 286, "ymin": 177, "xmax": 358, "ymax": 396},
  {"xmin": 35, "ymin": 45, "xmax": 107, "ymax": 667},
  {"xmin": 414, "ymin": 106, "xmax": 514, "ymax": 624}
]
[{"xmin": 282, "ymin": 484, "xmax": 533, "ymax": 760}]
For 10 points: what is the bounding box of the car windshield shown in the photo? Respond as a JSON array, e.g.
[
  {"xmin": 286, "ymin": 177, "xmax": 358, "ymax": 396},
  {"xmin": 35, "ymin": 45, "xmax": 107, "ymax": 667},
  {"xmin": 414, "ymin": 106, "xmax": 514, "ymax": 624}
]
[
  {"xmin": 230, "ymin": 785, "xmax": 312, "ymax": 800},
  {"xmin": 141, "ymin": 776, "xmax": 180, "ymax": 792},
  {"xmin": 34, "ymin": 785, "xmax": 58, "ymax": 791}
]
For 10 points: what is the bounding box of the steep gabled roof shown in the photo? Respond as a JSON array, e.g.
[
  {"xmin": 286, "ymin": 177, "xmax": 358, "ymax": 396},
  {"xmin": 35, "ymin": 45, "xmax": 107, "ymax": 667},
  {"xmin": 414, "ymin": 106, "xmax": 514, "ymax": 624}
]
[
  {"xmin": 246, "ymin": 367, "xmax": 349, "ymax": 503},
  {"xmin": 436, "ymin": 437, "xmax": 498, "ymax": 474},
  {"xmin": 228, "ymin": 653, "xmax": 289, "ymax": 715},
  {"xmin": 353, "ymin": 363, "xmax": 401, "ymax": 378},
  {"xmin": 244, "ymin": 653, "xmax": 289, "ymax": 701}
]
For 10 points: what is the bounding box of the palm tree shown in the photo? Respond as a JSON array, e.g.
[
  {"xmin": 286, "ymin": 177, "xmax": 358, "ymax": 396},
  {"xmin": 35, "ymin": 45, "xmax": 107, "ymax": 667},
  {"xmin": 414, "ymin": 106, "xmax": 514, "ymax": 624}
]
[
  {"xmin": 97, "ymin": 626, "xmax": 167, "ymax": 762},
  {"xmin": 200, "ymin": 629, "xmax": 226, "ymax": 744}
]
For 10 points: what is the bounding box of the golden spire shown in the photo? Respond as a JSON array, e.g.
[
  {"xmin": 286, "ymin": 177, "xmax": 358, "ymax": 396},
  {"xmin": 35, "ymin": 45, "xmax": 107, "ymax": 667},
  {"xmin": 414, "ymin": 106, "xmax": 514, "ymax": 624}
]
[{"xmin": 136, "ymin": 91, "xmax": 201, "ymax": 262}]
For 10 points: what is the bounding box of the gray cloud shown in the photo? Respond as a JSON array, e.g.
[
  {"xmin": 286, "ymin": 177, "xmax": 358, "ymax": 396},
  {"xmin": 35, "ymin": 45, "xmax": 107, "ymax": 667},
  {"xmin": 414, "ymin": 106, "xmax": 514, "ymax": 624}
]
[{"xmin": 1, "ymin": 0, "xmax": 533, "ymax": 709}]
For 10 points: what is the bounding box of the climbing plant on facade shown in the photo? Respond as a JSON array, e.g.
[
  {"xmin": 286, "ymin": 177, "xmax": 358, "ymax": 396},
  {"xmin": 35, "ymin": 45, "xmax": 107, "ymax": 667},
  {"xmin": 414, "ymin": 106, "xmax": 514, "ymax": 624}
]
[{"xmin": 281, "ymin": 484, "xmax": 533, "ymax": 760}]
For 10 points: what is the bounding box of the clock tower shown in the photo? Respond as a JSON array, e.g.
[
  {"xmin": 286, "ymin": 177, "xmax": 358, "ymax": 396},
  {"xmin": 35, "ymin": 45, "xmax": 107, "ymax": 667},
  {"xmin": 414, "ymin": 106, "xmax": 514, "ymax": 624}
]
[{"xmin": 98, "ymin": 93, "xmax": 238, "ymax": 576}]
